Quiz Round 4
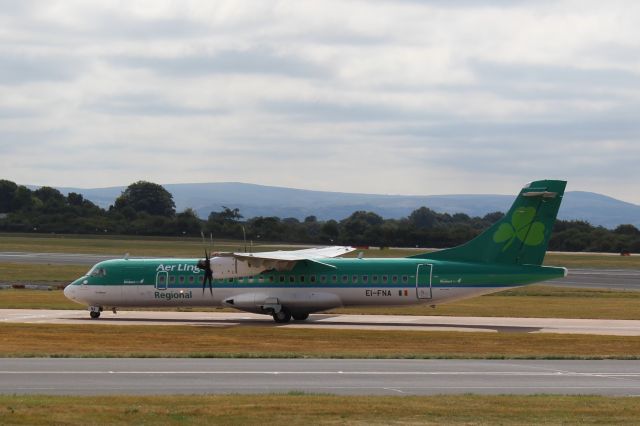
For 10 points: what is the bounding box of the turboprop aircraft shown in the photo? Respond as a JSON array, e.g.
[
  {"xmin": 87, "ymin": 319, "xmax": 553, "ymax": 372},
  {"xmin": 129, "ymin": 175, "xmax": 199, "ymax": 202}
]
[{"xmin": 64, "ymin": 179, "xmax": 568, "ymax": 323}]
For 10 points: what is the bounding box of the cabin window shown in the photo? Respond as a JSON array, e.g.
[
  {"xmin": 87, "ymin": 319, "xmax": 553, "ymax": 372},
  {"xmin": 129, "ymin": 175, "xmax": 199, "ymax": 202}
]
[
  {"xmin": 198, "ymin": 276, "xmax": 204, "ymax": 284},
  {"xmin": 268, "ymin": 275, "xmax": 274, "ymax": 283},
  {"xmin": 299, "ymin": 275, "xmax": 305, "ymax": 283},
  {"xmin": 279, "ymin": 275, "xmax": 285, "ymax": 283},
  {"xmin": 289, "ymin": 275, "xmax": 295, "ymax": 283},
  {"xmin": 382, "ymin": 275, "xmax": 388, "ymax": 283},
  {"xmin": 392, "ymin": 275, "xmax": 398, "ymax": 283},
  {"xmin": 372, "ymin": 275, "xmax": 378, "ymax": 283},
  {"xmin": 320, "ymin": 275, "xmax": 327, "ymax": 284},
  {"xmin": 361, "ymin": 275, "xmax": 368, "ymax": 283},
  {"xmin": 179, "ymin": 276, "xmax": 185, "ymax": 284},
  {"xmin": 402, "ymin": 275, "xmax": 409, "ymax": 284},
  {"xmin": 310, "ymin": 275, "xmax": 316, "ymax": 283},
  {"xmin": 341, "ymin": 275, "xmax": 348, "ymax": 284},
  {"xmin": 227, "ymin": 278, "xmax": 234, "ymax": 283},
  {"xmin": 332, "ymin": 275, "xmax": 338, "ymax": 283},
  {"xmin": 169, "ymin": 276, "xmax": 176, "ymax": 284},
  {"xmin": 352, "ymin": 275, "xmax": 358, "ymax": 283},
  {"xmin": 258, "ymin": 276, "xmax": 265, "ymax": 283},
  {"xmin": 189, "ymin": 276, "xmax": 195, "ymax": 284}
]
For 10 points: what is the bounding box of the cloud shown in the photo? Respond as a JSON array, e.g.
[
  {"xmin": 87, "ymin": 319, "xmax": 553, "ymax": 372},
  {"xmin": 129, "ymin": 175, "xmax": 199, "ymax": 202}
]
[
  {"xmin": 86, "ymin": 94, "xmax": 225, "ymax": 117},
  {"xmin": 111, "ymin": 48, "xmax": 330, "ymax": 79},
  {"xmin": 0, "ymin": 54, "xmax": 80, "ymax": 85},
  {"xmin": 0, "ymin": 0, "xmax": 639, "ymax": 204}
]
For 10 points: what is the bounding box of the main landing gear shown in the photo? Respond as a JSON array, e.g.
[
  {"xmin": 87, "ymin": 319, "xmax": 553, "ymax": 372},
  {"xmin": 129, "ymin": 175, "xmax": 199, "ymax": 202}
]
[
  {"xmin": 272, "ymin": 309, "xmax": 291, "ymax": 323},
  {"xmin": 271, "ymin": 309, "xmax": 310, "ymax": 323},
  {"xmin": 292, "ymin": 313, "xmax": 309, "ymax": 321}
]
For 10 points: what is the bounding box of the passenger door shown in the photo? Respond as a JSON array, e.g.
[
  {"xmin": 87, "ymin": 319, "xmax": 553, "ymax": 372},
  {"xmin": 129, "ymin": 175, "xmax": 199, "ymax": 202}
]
[{"xmin": 416, "ymin": 264, "xmax": 432, "ymax": 299}]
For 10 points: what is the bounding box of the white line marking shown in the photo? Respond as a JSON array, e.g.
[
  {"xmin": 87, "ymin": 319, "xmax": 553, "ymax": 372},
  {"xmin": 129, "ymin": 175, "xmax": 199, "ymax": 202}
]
[{"xmin": 1, "ymin": 371, "xmax": 640, "ymax": 377}]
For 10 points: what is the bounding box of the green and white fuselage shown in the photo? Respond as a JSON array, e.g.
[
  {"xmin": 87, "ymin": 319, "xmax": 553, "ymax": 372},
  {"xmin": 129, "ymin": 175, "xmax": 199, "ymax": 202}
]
[
  {"xmin": 65, "ymin": 257, "xmax": 566, "ymax": 311},
  {"xmin": 64, "ymin": 179, "xmax": 569, "ymax": 322}
]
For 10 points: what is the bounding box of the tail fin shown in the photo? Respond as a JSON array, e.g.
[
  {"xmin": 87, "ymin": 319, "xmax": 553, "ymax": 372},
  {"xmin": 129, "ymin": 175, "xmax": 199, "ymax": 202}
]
[{"xmin": 412, "ymin": 179, "xmax": 566, "ymax": 266}]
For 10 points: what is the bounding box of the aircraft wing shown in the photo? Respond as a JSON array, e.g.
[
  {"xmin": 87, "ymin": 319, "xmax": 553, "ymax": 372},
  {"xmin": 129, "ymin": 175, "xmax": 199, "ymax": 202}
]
[{"xmin": 221, "ymin": 246, "xmax": 355, "ymax": 271}]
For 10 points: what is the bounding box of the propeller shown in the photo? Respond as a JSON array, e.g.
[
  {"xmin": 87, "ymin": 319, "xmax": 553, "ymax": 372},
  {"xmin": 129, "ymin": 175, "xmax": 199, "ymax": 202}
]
[{"xmin": 198, "ymin": 232, "xmax": 214, "ymax": 295}]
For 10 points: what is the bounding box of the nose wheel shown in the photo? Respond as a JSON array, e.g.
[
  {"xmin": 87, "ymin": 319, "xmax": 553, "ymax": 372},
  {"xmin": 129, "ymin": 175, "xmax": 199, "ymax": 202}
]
[{"xmin": 89, "ymin": 306, "xmax": 102, "ymax": 319}]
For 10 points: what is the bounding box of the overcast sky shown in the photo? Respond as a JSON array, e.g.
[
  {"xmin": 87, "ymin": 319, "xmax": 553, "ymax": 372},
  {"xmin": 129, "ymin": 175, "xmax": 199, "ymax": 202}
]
[{"xmin": 1, "ymin": 0, "xmax": 640, "ymax": 203}]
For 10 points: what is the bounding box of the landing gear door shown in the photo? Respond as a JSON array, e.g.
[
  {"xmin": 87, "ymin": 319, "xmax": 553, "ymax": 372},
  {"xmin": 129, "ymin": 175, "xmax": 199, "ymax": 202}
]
[
  {"xmin": 416, "ymin": 264, "xmax": 432, "ymax": 299},
  {"xmin": 155, "ymin": 271, "xmax": 168, "ymax": 290}
]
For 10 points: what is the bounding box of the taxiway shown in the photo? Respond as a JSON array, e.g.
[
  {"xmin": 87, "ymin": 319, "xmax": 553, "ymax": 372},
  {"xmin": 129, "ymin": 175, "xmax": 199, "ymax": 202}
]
[
  {"xmin": 1, "ymin": 358, "xmax": 639, "ymax": 396},
  {"xmin": 1, "ymin": 309, "xmax": 639, "ymax": 335}
]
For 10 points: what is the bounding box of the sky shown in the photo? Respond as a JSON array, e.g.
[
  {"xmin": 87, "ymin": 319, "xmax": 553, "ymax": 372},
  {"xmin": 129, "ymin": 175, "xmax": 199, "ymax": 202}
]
[{"xmin": 1, "ymin": 0, "xmax": 640, "ymax": 204}]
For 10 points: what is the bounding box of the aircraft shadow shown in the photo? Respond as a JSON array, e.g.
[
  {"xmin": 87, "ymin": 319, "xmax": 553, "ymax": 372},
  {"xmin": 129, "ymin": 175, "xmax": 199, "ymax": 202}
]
[{"xmin": 67, "ymin": 316, "xmax": 542, "ymax": 333}]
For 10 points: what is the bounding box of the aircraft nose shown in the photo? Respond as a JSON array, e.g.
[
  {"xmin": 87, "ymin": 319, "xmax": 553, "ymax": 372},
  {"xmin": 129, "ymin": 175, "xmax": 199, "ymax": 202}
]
[{"xmin": 63, "ymin": 283, "xmax": 75, "ymax": 300}]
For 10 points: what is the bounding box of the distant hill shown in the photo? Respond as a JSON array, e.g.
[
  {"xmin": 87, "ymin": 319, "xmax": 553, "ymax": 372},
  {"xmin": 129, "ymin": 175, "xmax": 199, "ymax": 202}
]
[{"xmin": 48, "ymin": 182, "xmax": 640, "ymax": 229}]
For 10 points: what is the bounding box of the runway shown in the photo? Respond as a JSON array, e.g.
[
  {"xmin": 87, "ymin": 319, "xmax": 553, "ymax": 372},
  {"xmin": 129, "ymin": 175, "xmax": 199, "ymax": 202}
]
[
  {"xmin": 1, "ymin": 251, "xmax": 638, "ymax": 290},
  {"xmin": 548, "ymin": 268, "xmax": 640, "ymax": 291},
  {"xmin": 1, "ymin": 358, "xmax": 639, "ymax": 396},
  {"xmin": 2, "ymin": 309, "xmax": 640, "ymax": 335}
]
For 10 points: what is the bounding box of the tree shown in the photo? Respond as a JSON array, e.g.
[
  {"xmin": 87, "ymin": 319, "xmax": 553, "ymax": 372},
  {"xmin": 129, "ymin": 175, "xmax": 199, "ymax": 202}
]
[
  {"xmin": 0, "ymin": 180, "xmax": 17, "ymax": 212},
  {"xmin": 113, "ymin": 181, "xmax": 175, "ymax": 217},
  {"xmin": 613, "ymin": 224, "xmax": 640, "ymax": 236},
  {"xmin": 408, "ymin": 207, "xmax": 438, "ymax": 229},
  {"xmin": 175, "ymin": 208, "xmax": 202, "ymax": 236}
]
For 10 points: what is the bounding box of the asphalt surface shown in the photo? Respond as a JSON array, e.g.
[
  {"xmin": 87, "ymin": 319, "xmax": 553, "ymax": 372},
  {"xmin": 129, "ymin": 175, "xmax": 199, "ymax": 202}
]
[
  {"xmin": 548, "ymin": 268, "xmax": 640, "ymax": 291},
  {"xmin": 1, "ymin": 251, "xmax": 638, "ymax": 291},
  {"xmin": 3, "ymin": 309, "xmax": 640, "ymax": 335},
  {"xmin": 0, "ymin": 251, "xmax": 136, "ymax": 265},
  {"xmin": 1, "ymin": 358, "xmax": 639, "ymax": 396}
]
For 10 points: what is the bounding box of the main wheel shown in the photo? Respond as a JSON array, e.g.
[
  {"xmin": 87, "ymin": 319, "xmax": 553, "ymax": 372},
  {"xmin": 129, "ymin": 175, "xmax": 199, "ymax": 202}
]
[
  {"xmin": 272, "ymin": 309, "xmax": 292, "ymax": 323},
  {"xmin": 89, "ymin": 310, "xmax": 100, "ymax": 319},
  {"xmin": 292, "ymin": 313, "xmax": 309, "ymax": 321}
]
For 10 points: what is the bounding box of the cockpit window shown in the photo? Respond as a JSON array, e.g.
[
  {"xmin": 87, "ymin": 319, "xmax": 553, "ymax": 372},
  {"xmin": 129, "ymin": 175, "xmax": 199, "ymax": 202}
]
[{"xmin": 88, "ymin": 267, "xmax": 107, "ymax": 277}]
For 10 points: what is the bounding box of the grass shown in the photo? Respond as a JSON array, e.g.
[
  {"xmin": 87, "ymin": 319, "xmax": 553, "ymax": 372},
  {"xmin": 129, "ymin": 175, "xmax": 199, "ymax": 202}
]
[
  {"xmin": 0, "ymin": 233, "xmax": 302, "ymax": 257},
  {"xmin": 1, "ymin": 232, "xmax": 639, "ymax": 268},
  {"xmin": 3, "ymin": 284, "xmax": 640, "ymax": 319},
  {"xmin": 331, "ymin": 284, "xmax": 640, "ymax": 320},
  {"xmin": 0, "ymin": 262, "xmax": 87, "ymax": 283},
  {"xmin": 1, "ymin": 323, "xmax": 640, "ymax": 359},
  {"xmin": 1, "ymin": 394, "xmax": 639, "ymax": 425}
]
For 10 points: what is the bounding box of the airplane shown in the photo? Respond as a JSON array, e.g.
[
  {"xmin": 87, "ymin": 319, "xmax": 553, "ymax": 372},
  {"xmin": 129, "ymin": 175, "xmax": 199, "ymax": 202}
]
[{"xmin": 64, "ymin": 179, "xmax": 568, "ymax": 323}]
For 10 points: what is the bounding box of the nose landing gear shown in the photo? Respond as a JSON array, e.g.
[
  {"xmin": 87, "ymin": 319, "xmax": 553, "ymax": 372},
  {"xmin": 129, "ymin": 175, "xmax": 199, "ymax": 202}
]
[{"xmin": 89, "ymin": 306, "xmax": 102, "ymax": 319}]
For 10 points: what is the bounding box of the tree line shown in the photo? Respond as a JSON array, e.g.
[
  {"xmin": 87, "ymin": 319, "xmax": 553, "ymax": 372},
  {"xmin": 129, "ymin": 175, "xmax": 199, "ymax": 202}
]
[{"xmin": 0, "ymin": 179, "xmax": 638, "ymax": 253}]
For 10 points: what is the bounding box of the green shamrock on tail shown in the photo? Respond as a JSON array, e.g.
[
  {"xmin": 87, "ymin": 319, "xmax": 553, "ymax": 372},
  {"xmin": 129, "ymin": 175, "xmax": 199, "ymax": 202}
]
[{"xmin": 493, "ymin": 207, "xmax": 546, "ymax": 251}]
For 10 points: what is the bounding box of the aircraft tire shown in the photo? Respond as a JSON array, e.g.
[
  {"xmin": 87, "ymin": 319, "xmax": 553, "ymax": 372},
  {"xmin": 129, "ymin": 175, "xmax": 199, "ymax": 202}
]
[
  {"xmin": 89, "ymin": 310, "xmax": 100, "ymax": 319},
  {"xmin": 292, "ymin": 313, "xmax": 309, "ymax": 321},
  {"xmin": 272, "ymin": 309, "xmax": 291, "ymax": 323}
]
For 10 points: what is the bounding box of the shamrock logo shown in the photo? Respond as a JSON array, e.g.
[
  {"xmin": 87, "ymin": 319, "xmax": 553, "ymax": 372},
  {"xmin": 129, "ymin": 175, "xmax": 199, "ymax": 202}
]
[{"xmin": 492, "ymin": 207, "xmax": 546, "ymax": 251}]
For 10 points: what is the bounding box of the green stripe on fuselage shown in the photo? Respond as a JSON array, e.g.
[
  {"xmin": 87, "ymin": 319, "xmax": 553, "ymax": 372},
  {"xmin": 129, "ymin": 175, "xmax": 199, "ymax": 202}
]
[{"xmin": 69, "ymin": 258, "xmax": 565, "ymax": 289}]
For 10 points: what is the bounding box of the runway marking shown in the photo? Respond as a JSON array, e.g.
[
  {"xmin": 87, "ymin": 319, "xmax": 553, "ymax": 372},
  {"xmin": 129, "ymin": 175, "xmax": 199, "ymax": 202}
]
[{"xmin": 2, "ymin": 371, "xmax": 640, "ymax": 377}]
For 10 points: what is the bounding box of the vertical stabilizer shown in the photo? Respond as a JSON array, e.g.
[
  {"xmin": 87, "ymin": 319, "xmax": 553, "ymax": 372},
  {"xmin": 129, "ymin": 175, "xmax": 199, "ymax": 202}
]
[{"xmin": 412, "ymin": 180, "xmax": 566, "ymax": 265}]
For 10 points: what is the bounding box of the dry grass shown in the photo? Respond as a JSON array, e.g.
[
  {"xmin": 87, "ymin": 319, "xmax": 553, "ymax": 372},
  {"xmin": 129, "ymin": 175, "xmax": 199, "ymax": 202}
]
[
  {"xmin": 331, "ymin": 285, "xmax": 640, "ymax": 319},
  {"xmin": 1, "ymin": 323, "xmax": 639, "ymax": 359},
  {"xmin": 1, "ymin": 394, "xmax": 640, "ymax": 425},
  {"xmin": 0, "ymin": 289, "xmax": 79, "ymax": 309},
  {"xmin": 0, "ymin": 233, "xmax": 301, "ymax": 257},
  {"xmin": 0, "ymin": 262, "xmax": 87, "ymax": 283}
]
